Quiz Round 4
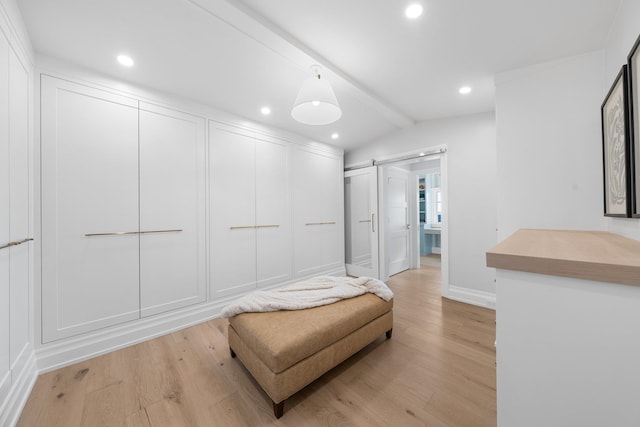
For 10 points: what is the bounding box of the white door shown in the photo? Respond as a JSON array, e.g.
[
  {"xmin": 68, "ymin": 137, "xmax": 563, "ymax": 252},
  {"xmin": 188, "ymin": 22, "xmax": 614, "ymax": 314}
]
[
  {"xmin": 210, "ymin": 124, "xmax": 257, "ymax": 297},
  {"xmin": 8, "ymin": 47, "xmax": 30, "ymax": 370},
  {"xmin": 41, "ymin": 76, "xmax": 140, "ymax": 342},
  {"xmin": 255, "ymin": 137, "xmax": 291, "ymax": 288},
  {"xmin": 0, "ymin": 31, "xmax": 10, "ymax": 404},
  {"xmin": 139, "ymin": 104, "xmax": 206, "ymax": 317},
  {"xmin": 292, "ymin": 146, "xmax": 344, "ymax": 278},
  {"xmin": 344, "ymin": 166, "xmax": 379, "ymax": 278},
  {"xmin": 386, "ymin": 167, "xmax": 411, "ymax": 276}
]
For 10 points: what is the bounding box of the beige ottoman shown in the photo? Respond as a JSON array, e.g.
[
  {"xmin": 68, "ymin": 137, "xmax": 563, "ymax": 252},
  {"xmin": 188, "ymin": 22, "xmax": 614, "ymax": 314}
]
[{"xmin": 227, "ymin": 292, "xmax": 393, "ymax": 418}]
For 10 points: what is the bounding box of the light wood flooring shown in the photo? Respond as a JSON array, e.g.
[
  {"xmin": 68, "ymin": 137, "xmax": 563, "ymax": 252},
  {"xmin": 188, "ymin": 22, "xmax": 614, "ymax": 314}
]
[
  {"xmin": 18, "ymin": 267, "xmax": 496, "ymax": 426},
  {"xmin": 421, "ymin": 254, "xmax": 442, "ymax": 268}
]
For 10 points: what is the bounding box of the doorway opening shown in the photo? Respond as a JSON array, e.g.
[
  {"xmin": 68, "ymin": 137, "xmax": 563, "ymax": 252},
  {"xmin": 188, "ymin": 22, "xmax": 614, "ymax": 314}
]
[
  {"xmin": 377, "ymin": 151, "xmax": 448, "ymax": 297},
  {"xmin": 417, "ymin": 166, "xmax": 441, "ymax": 269},
  {"xmin": 344, "ymin": 147, "xmax": 448, "ymax": 297}
]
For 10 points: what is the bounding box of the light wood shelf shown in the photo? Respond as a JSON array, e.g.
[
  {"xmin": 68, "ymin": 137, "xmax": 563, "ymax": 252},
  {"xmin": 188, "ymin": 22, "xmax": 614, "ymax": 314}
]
[{"xmin": 486, "ymin": 229, "xmax": 640, "ymax": 287}]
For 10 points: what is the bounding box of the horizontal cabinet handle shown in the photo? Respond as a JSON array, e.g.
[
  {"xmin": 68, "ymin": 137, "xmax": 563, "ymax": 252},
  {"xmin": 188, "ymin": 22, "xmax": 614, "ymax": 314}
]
[
  {"xmin": 85, "ymin": 229, "xmax": 182, "ymax": 237},
  {"xmin": 358, "ymin": 220, "xmax": 372, "ymax": 223},
  {"xmin": 230, "ymin": 225, "xmax": 280, "ymax": 230},
  {"xmin": 85, "ymin": 231, "xmax": 139, "ymax": 237},
  {"xmin": 139, "ymin": 229, "xmax": 183, "ymax": 235},
  {"xmin": 0, "ymin": 237, "xmax": 34, "ymax": 250},
  {"xmin": 305, "ymin": 221, "xmax": 336, "ymax": 226}
]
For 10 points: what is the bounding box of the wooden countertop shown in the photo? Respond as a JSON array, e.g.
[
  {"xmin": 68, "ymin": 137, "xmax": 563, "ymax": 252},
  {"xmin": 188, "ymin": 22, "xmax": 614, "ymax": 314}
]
[{"xmin": 486, "ymin": 229, "xmax": 640, "ymax": 287}]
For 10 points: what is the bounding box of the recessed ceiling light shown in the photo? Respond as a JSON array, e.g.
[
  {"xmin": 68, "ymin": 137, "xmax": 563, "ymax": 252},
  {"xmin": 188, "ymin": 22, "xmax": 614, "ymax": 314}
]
[
  {"xmin": 331, "ymin": 133, "xmax": 339, "ymax": 140},
  {"xmin": 459, "ymin": 86, "xmax": 472, "ymax": 95},
  {"xmin": 261, "ymin": 106, "xmax": 271, "ymax": 115},
  {"xmin": 405, "ymin": 4, "xmax": 423, "ymax": 19},
  {"xmin": 117, "ymin": 55, "xmax": 134, "ymax": 67}
]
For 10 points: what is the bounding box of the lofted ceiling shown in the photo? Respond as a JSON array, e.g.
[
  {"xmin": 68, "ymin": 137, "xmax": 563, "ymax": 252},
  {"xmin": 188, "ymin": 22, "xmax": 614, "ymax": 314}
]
[{"xmin": 17, "ymin": 0, "xmax": 621, "ymax": 150}]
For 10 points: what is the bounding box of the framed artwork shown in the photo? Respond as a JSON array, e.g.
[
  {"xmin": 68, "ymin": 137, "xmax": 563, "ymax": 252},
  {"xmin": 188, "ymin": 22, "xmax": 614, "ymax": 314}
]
[
  {"xmin": 601, "ymin": 65, "xmax": 631, "ymax": 217},
  {"xmin": 628, "ymin": 34, "xmax": 640, "ymax": 217}
]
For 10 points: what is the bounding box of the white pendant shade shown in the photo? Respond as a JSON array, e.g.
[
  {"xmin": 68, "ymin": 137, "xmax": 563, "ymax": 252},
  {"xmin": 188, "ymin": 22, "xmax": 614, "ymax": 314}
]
[{"xmin": 291, "ymin": 67, "xmax": 342, "ymax": 125}]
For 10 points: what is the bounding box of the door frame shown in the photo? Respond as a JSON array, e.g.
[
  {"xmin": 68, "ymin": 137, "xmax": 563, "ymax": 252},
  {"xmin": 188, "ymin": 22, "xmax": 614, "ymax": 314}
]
[{"xmin": 376, "ymin": 147, "xmax": 449, "ymax": 298}]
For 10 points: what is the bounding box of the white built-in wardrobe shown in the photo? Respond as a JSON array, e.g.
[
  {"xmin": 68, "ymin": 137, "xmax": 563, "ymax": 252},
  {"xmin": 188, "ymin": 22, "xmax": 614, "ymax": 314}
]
[
  {"xmin": 37, "ymin": 74, "xmax": 345, "ymax": 365},
  {"xmin": 0, "ymin": 14, "xmax": 34, "ymax": 426}
]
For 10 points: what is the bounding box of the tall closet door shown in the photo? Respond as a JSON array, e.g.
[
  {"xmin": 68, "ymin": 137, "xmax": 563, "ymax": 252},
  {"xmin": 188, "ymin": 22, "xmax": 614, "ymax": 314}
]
[
  {"xmin": 139, "ymin": 104, "xmax": 206, "ymax": 317},
  {"xmin": 8, "ymin": 47, "xmax": 30, "ymax": 370},
  {"xmin": 292, "ymin": 146, "xmax": 344, "ymax": 277},
  {"xmin": 41, "ymin": 76, "xmax": 140, "ymax": 343},
  {"xmin": 210, "ymin": 123, "xmax": 257, "ymax": 297},
  {"xmin": 0, "ymin": 31, "xmax": 10, "ymax": 404},
  {"xmin": 255, "ymin": 137, "xmax": 291, "ymax": 287}
]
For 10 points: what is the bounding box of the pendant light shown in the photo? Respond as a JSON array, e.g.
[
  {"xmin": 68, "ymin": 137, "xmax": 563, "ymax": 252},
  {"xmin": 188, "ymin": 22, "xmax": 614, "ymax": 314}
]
[{"xmin": 291, "ymin": 65, "xmax": 342, "ymax": 125}]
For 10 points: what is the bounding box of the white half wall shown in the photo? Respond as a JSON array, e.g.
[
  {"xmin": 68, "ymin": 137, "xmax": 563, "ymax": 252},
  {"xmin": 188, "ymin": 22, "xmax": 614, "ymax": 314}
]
[
  {"xmin": 494, "ymin": 51, "xmax": 606, "ymax": 241},
  {"xmin": 346, "ymin": 112, "xmax": 498, "ymax": 302},
  {"xmin": 496, "ymin": 269, "xmax": 640, "ymax": 427},
  {"xmin": 604, "ymin": 0, "xmax": 640, "ymax": 240}
]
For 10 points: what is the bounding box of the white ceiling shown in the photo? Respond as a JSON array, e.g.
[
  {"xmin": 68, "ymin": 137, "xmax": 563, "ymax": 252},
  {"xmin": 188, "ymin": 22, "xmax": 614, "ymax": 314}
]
[{"xmin": 17, "ymin": 0, "xmax": 621, "ymax": 150}]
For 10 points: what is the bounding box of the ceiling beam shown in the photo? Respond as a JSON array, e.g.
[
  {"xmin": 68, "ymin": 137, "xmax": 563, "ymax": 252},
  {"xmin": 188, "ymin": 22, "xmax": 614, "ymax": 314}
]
[{"xmin": 185, "ymin": 0, "xmax": 415, "ymax": 129}]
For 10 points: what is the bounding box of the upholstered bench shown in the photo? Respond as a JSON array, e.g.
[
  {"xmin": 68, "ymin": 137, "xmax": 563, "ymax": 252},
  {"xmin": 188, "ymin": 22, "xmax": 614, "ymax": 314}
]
[{"xmin": 227, "ymin": 292, "xmax": 393, "ymax": 418}]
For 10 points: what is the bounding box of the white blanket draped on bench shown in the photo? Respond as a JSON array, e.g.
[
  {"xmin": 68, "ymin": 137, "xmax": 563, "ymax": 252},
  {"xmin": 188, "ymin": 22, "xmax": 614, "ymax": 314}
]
[{"xmin": 221, "ymin": 276, "xmax": 394, "ymax": 318}]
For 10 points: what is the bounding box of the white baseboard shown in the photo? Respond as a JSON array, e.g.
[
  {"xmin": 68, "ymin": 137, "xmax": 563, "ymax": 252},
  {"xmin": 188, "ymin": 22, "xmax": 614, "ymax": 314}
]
[
  {"xmin": 0, "ymin": 346, "xmax": 37, "ymax": 427},
  {"xmin": 36, "ymin": 266, "xmax": 348, "ymax": 374},
  {"xmin": 36, "ymin": 299, "xmax": 227, "ymax": 373},
  {"xmin": 446, "ymin": 285, "xmax": 496, "ymax": 310}
]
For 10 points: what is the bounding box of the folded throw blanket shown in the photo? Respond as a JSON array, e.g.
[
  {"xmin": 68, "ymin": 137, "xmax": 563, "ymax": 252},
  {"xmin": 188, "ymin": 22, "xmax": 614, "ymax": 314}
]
[{"xmin": 221, "ymin": 276, "xmax": 393, "ymax": 318}]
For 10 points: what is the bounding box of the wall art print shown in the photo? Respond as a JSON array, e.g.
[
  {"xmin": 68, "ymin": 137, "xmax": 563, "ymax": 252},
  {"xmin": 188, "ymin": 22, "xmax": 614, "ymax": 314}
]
[
  {"xmin": 627, "ymin": 33, "xmax": 640, "ymax": 217},
  {"xmin": 601, "ymin": 65, "xmax": 631, "ymax": 217}
]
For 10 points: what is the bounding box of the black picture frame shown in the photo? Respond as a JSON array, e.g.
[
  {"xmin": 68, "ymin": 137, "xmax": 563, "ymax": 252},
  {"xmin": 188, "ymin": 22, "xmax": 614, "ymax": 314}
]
[
  {"xmin": 627, "ymin": 33, "xmax": 640, "ymax": 217},
  {"xmin": 601, "ymin": 65, "xmax": 632, "ymax": 218}
]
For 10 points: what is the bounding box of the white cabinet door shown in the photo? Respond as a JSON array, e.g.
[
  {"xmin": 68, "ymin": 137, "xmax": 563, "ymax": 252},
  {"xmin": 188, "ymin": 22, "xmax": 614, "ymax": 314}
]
[
  {"xmin": 41, "ymin": 76, "xmax": 140, "ymax": 342},
  {"xmin": 210, "ymin": 123, "xmax": 257, "ymax": 297},
  {"xmin": 8, "ymin": 47, "xmax": 30, "ymax": 370},
  {"xmin": 292, "ymin": 146, "xmax": 344, "ymax": 277},
  {"xmin": 255, "ymin": 136, "xmax": 291, "ymax": 287},
  {"xmin": 0, "ymin": 31, "xmax": 11, "ymax": 405},
  {"xmin": 139, "ymin": 104, "xmax": 206, "ymax": 317}
]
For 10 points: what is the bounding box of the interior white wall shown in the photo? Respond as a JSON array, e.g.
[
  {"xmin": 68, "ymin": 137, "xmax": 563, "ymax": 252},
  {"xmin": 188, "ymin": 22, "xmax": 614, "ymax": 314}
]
[
  {"xmin": 493, "ymin": 20, "xmax": 640, "ymax": 426},
  {"xmin": 346, "ymin": 112, "xmax": 498, "ymax": 302},
  {"xmin": 494, "ymin": 51, "xmax": 606, "ymax": 240},
  {"xmin": 604, "ymin": 0, "xmax": 640, "ymax": 240}
]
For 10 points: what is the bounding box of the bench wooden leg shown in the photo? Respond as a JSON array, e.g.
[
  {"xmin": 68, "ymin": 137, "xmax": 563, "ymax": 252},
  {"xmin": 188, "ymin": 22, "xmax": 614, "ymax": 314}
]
[
  {"xmin": 386, "ymin": 328, "xmax": 393, "ymax": 339},
  {"xmin": 273, "ymin": 400, "xmax": 285, "ymax": 418},
  {"xmin": 230, "ymin": 348, "xmax": 236, "ymax": 358}
]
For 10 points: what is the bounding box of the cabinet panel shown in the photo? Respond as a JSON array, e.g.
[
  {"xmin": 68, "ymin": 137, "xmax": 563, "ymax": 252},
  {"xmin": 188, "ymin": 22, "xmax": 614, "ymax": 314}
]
[
  {"xmin": 210, "ymin": 124, "xmax": 257, "ymax": 297},
  {"xmin": 292, "ymin": 147, "xmax": 344, "ymax": 277},
  {"xmin": 8, "ymin": 47, "xmax": 29, "ymax": 367},
  {"xmin": 41, "ymin": 76, "xmax": 140, "ymax": 342},
  {"xmin": 139, "ymin": 104, "xmax": 206, "ymax": 316},
  {"xmin": 0, "ymin": 30, "xmax": 10, "ymax": 403},
  {"xmin": 255, "ymin": 137, "xmax": 291, "ymax": 287}
]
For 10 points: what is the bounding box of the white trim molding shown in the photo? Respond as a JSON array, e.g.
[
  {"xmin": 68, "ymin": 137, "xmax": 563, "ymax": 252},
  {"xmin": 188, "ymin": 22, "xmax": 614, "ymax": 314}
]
[
  {"xmin": 0, "ymin": 347, "xmax": 37, "ymax": 427},
  {"xmin": 446, "ymin": 285, "xmax": 496, "ymax": 310}
]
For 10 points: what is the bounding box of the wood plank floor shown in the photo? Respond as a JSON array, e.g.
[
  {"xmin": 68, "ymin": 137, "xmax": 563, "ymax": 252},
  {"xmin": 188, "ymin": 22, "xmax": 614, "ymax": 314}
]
[{"xmin": 18, "ymin": 267, "xmax": 496, "ymax": 426}]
